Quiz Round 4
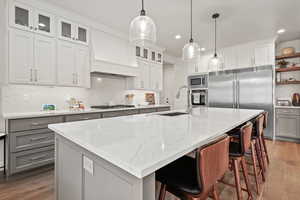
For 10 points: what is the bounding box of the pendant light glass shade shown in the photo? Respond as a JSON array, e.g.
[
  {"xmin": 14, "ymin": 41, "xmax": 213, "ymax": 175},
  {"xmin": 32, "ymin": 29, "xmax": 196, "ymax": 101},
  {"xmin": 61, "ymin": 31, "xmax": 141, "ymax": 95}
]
[
  {"xmin": 182, "ymin": 41, "xmax": 200, "ymax": 61},
  {"xmin": 208, "ymin": 54, "xmax": 224, "ymax": 73},
  {"xmin": 208, "ymin": 13, "xmax": 223, "ymax": 73},
  {"xmin": 129, "ymin": 15, "xmax": 156, "ymax": 45},
  {"xmin": 129, "ymin": 0, "xmax": 156, "ymax": 45},
  {"xmin": 182, "ymin": 0, "xmax": 200, "ymax": 61}
]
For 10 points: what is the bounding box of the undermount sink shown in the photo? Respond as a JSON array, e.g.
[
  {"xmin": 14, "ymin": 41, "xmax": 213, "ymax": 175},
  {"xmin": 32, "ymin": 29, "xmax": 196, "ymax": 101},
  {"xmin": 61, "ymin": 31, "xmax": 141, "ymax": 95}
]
[{"xmin": 159, "ymin": 112, "xmax": 188, "ymax": 117}]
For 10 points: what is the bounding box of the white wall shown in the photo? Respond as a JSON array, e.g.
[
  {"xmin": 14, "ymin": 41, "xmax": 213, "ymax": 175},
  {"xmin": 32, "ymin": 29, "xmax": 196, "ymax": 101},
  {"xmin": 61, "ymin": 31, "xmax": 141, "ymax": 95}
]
[{"xmin": 161, "ymin": 64, "xmax": 175, "ymax": 105}]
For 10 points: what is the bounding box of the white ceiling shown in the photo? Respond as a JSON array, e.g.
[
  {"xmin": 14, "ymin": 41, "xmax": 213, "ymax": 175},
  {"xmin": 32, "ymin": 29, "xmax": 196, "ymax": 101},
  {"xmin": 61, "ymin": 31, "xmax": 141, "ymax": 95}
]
[{"xmin": 44, "ymin": 0, "xmax": 300, "ymax": 57}]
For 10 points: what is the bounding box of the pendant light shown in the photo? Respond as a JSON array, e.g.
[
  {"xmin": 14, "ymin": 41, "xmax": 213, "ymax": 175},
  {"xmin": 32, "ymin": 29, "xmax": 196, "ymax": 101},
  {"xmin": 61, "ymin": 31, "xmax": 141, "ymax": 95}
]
[
  {"xmin": 129, "ymin": 0, "xmax": 157, "ymax": 45},
  {"xmin": 182, "ymin": 0, "xmax": 200, "ymax": 61},
  {"xmin": 208, "ymin": 13, "xmax": 224, "ymax": 73}
]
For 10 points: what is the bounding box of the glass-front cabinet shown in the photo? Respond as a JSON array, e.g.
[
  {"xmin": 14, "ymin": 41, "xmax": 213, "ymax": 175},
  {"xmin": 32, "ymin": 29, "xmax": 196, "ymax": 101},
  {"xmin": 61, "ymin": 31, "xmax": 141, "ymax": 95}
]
[
  {"xmin": 10, "ymin": 2, "xmax": 55, "ymax": 37},
  {"xmin": 34, "ymin": 10, "xmax": 55, "ymax": 37},
  {"xmin": 58, "ymin": 19, "xmax": 89, "ymax": 45},
  {"xmin": 10, "ymin": 2, "xmax": 33, "ymax": 31}
]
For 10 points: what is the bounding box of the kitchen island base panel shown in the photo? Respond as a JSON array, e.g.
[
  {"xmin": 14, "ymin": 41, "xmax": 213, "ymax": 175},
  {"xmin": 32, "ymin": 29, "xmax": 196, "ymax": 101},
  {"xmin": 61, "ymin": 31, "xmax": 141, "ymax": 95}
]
[{"xmin": 55, "ymin": 135, "xmax": 155, "ymax": 200}]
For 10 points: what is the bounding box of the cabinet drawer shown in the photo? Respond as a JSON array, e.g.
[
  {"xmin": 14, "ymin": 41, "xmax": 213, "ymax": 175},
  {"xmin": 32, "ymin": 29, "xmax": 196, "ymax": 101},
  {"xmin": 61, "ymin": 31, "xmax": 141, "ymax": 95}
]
[
  {"xmin": 10, "ymin": 129, "xmax": 54, "ymax": 152},
  {"xmin": 156, "ymin": 107, "xmax": 170, "ymax": 112},
  {"xmin": 10, "ymin": 146, "xmax": 54, "ymax": 174},
  {"xmin": 139, "ymin": 108, "xmax": 157, "ymax": 114},
  {"xmin": 9, "ymin": 116, "xmax": 64, "ymax": 132},
  {"xmin": 276, "ymin": 109, "xmax": 300, "ymax": 116},
  {"xmin": 65, "ymin": 113, "xmax": 101, "ymax": 122},
  {"xmin": 102, "ymin": 111, "xmax": 125, "ymax": 118},
  {"xmin": 122, "ymin": 109, "xmax": 139, "ymax": 116}
]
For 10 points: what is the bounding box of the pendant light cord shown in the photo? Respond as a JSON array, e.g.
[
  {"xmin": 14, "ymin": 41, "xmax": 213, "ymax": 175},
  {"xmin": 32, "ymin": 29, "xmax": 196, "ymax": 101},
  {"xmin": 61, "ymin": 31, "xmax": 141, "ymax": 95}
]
[
  {"xmin": 190, "ymin": 0, "xmax": 193, "ymax": 43},
  {"xmin": 214, "ymin": 17, "xmax": 217, "ymax": 57},
  {"xmin": 141, "ymin": 0, "xmax": 146, "ymax": 15}
]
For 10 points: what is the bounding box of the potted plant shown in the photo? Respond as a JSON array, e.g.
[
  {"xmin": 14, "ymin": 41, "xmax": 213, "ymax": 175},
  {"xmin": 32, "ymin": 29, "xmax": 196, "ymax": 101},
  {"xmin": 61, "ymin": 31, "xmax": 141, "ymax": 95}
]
[{"xmin": 277, "ymin": 60, "xmax": 289, "ymax": 68}]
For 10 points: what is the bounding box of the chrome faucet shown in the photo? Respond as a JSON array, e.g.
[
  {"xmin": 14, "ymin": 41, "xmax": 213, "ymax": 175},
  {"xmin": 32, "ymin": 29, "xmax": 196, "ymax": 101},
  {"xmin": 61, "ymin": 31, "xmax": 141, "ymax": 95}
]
[{"xmin": 176, "ymin": 85, "xmax": 192, "ymax": 113}]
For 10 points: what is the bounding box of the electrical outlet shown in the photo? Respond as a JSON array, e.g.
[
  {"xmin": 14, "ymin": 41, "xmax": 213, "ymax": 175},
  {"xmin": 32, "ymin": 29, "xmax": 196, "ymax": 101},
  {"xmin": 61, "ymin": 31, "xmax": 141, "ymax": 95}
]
[{"xmin": 83, "ymin": 155, "xmax": 94, "ymax": 176}]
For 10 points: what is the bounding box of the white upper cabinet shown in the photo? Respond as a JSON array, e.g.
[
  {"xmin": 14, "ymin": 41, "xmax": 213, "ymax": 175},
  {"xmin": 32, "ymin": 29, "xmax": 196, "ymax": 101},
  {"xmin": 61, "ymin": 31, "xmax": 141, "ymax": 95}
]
[
  {"xmin": 9, "ymin": 29, "xmax": 56, "ymax": 85},
  {"xmin": 57, "ymin": 40, "xmax": 76, "ymax": 86},
  {"xmin": 254, "ymin": 43, "xmax": 275, "ymax": 67},
  {"xmin": 75, "ymin": 45, "xmax": 90, "ymax": 88},
  {"xmin": 150, "ymin": 63, "xmax": 163, "ymax": 91},
  {"xmin": 58, "ymin": 18, "xmax": 89, "ymax": 45},
  {"xmin": 221, "ymin": 47, "xmax": 237, "ymax": 70},
  {"xmin": 34, "ymin": 9, "xmax": 55, "ymax": 37},
  {"xmin": 9, "ymin": 29, "xmax": 34, "ymax": 84},
  {"xmin": 9, "ymin": 1, "xmax": 33, "ymax": 32},
  {"xmin": 236, "ymin": 43, "xmax": 255, "ymax": 69},
  {"xmin": 57, "ymin": 40, "xmax": 90, "ymax": 87},
  {"xmin": 34, "ymin": 34, "xmax": 56, "ymax": 85},
  {"xmin": 9, "ymin": 1, "xmax": 55, "ymax": 37}
]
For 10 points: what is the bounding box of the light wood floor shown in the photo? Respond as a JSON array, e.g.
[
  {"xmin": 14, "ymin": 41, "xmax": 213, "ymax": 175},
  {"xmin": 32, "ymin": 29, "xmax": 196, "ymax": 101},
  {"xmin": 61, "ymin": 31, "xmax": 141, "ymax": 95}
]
[{"xmin": 0, "ymin": 140, "xmax": 299, "ymax": 200}]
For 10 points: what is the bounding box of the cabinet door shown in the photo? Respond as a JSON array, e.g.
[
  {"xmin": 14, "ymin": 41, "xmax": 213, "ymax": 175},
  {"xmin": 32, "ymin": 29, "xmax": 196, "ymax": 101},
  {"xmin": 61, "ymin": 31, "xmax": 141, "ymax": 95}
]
[
  {"xmin": 75, "ymin": 24, "xmax": 89, "ymax": 45},
  {"xmin": 9, "ymin": 1, "xmax": 33, "ymax": 32},
  {"xmin": 150, "ymin": 64, "xmax": 163, "ymax": 90},
  {"xmin": 221, "ymin": 47, "xmax": 237, "ymax": 70},
  {"xmin": 75, "ymin": 46, "xmax": 90, "ymax": 87},
  {"xmin": 57, "ymin": 40, "xmax": 76, "ymax": 86},
  {"xmin": 276, "ymin": 115, "xmax": 300, "ymax": 139},
  {"xmin": 139, "ymin": 61, "xmax": 150, "ymax": 89},
  {"xmin": 254, "ymin": 44, "xmax": 274, "ymax": 67},
  {"xmin": 236, "ymin": 43, "xmax": 254, "ymax": 69},
  {"xmin": 34, "ymin": 9, "xmax": 55, "ymax": 37},
  {"xmin": 9, "ymin": 29, "xmax": 34, "ymax": 84},
  {"xmin": 34, "ymin": 35, "xmax": 56, "ymax": 85},
  {"xmin": 58, "ymin": 18, "xmax": 76, "ymax": 42}
]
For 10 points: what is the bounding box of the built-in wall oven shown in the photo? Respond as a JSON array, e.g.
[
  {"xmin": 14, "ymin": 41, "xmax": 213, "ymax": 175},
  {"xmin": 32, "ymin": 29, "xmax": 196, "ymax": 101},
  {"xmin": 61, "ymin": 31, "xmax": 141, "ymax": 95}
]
[{"xmin": 188, "ymin": 74, "xmax": 208, "ymax": 106}]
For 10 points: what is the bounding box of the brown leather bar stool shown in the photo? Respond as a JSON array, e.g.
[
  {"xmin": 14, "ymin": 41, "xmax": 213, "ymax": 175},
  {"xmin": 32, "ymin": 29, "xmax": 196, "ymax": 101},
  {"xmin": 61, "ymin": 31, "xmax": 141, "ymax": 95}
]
[
  {"xmin": 261, "ymin": 111, "xmax": 270, "ymax": 165},
  {"xmin": 223, "ymin": 122, "xmax": 254, "ymax": 200},
  {"xmin": 156, "ymin": 136, "xmax": 230, "ymax": 200},
  {"xmin": 249, "ymin": 114, "xmax": 266, "ymax": 194}
]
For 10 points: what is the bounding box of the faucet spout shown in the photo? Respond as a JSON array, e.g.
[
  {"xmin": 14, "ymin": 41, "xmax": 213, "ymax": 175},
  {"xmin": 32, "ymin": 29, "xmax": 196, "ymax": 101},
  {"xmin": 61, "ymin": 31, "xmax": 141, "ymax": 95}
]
[{"xmin": 176, "ymin": 85, "xmax": 192, "ymax": 114}]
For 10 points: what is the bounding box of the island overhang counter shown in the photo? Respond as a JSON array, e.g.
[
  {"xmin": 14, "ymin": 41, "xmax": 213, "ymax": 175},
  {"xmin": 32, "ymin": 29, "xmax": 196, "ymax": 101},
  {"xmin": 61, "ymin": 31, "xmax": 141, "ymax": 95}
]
[{"xmin": 49, "ymin": 107, "xmax": 263, "ymax": 200}]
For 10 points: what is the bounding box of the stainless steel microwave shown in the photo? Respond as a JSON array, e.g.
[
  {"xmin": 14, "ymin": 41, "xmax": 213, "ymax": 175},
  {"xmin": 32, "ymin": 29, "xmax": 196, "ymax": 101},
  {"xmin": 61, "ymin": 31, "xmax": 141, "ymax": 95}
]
[{"xmin": 188, "ymin": 74, "xmax": 208, "ymax": 89}]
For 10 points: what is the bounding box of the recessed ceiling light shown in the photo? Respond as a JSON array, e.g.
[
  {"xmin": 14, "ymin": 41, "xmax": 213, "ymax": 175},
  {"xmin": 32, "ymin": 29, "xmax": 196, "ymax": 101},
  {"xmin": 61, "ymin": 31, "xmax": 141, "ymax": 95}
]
[
  {"xmin": 200, "ymin": 47, "xmax": 206, "ymax": 52},
  {"xmin": 175, "ymin": 34, "xmax": 182, "ymax": 39},
  {"xmin": 277, "ymin": 29, "xmax": 286, "ymax": 34}
]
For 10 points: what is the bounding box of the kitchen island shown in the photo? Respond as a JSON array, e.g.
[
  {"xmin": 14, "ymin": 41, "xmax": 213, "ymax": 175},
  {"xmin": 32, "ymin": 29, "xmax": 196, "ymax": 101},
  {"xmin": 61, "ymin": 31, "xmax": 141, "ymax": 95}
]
[{"xmin": 49, "ymin": 107, "xmax": 263, "ymax": 200}]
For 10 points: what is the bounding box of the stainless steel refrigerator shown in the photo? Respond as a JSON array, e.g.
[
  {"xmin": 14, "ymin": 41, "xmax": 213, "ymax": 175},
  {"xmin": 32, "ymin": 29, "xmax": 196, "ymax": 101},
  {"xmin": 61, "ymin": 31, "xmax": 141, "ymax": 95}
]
[{"xmin": 208, "ymin": 65, "xmax": 274, "ymax": 139}]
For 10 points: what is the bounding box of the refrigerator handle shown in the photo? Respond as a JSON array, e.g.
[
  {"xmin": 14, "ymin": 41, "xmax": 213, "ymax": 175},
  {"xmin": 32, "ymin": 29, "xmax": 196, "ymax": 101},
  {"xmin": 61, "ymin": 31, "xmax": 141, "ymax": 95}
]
[
  {"xmin": 233, "ymin": 79, "xmax": 236, "ymax": 108},
  {"xmin": 237, "ymin": 80, "xmax": 240, "ymax": 109}
]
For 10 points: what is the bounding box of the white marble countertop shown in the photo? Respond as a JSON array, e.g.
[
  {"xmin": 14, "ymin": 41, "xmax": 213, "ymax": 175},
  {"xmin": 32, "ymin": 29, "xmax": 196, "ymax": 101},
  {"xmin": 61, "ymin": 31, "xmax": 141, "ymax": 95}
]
[
  {"xmin": 2, "ymin": 105, "xmax": 171, "ymax": 119},
  {"xmin": 275, "ymin": 105, "xmax": 300, "ymax": 109},
  {"xmin": 49, "ymin": 107, "xmax": 263, "ymax": 179}
]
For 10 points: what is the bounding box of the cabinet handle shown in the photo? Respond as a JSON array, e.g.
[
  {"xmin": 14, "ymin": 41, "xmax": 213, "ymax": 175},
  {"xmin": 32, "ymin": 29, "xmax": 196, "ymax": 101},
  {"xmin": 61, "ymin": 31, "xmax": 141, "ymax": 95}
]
[
  {"xmin": 30, "ymin": 155, "xmax": 48, "ymax": 161},
  {"xmin": 31, "ymin": 122, "xmax": 48, "ymax": 126},
  {"xmin": 35, "ymin": 69, "xmax": 38, "ymax": 82},
  {"xmin": 30, "ymin": 136, "xmax": 50, "ymax": 142},
  {"xmin": 29, "ymin": 26, "xmax": 33, "ymax": 30},
  {"xmin": 30, "ymin": 69, "xmax": 33, "ymax": 82},
  {"xmin": 34, "ymin": 27, "xmax": 38, "ymax": 31},
  {"xmin": 72, "ymin": 73, "xmax": 75, "ymax": 84},
  {"xmin": 81, "ymin": 117, "xmax": 90, "ymax": 120},
  {"xmin": 76, "ymin": 74, "xmax": 78, "ymax": 85}
]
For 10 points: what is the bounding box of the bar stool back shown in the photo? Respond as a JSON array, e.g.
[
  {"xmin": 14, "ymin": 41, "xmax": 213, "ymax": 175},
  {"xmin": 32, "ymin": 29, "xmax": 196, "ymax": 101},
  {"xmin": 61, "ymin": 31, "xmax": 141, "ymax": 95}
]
[{"xmin": 157, "ymin": 136, "xmax": 230, "ymax": 200}]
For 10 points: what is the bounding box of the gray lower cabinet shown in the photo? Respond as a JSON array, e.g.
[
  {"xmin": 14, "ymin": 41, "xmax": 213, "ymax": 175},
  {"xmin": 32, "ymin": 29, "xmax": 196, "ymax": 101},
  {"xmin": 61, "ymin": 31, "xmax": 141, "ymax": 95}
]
[
  {"xmin": 276, "ymin": 108, "xmax": 300, "ymax": 140},
  {"xmin": 65, "ymin": 113, "xmax": 101, "ymax": 122},
  {"xmin": 10, "ymin": 146, "xmax": 54, "ymax": 174},
  {"xmin": 6, "ymin": 106, "xmax": 170, "ymax": 175}
]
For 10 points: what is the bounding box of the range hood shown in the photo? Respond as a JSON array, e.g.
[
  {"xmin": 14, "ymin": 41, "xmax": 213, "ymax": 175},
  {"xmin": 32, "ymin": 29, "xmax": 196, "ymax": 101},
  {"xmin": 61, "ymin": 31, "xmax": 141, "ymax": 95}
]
[{"xmin": 90, "ymin": 28, "xmax": 138, "ymax": 77}]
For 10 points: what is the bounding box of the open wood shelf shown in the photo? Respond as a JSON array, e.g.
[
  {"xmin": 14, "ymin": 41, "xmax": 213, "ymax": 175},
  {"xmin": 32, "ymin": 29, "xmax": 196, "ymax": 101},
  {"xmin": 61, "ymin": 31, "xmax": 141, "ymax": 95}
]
[
  {"xmin": 276, "ymin": 66, "xmax": 300, "ymax": 72},
  {"xmin": 276, "ymin": 80, "xmax": 300, "ymax": 85},
  {"xmin": 276, "ymin": 52, "xmax": 300, "ymax": 60}
]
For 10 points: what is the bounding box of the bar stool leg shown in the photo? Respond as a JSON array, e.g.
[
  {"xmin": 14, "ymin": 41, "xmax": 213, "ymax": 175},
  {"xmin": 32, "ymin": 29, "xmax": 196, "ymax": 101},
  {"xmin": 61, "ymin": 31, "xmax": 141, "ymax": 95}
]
[
  {"xmin": 261, "ymin": 134, "xmax": 270, "ymax": 165},
  {"xmin": 159, "ymin": 184, "xmax": 167, "ymax": 200},
  {"xmin": 255, "ymin": 139, "xmax": 266, "ymax": 182},
  {"xmin": 210, "ymin": 184, "xmax": 219, "ymax": 200},
  {"xmin": 250, "ymin": 141, "xmax": 260, "ymax": 194},
  {"xmin": 241, "ymin": 157, "xmax": 253, "ymax": 200},
  {"xmin": 259, "ymin": 136, "xmax": 268, "ymax": 169},
  {"xmin": 233, "ymin": 158, "xmax": 243, "ymax": 200}
]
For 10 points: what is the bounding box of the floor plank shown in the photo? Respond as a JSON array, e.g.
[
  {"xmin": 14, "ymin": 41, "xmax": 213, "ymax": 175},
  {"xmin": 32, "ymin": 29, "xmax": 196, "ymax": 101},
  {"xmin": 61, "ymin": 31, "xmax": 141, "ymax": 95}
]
[{"xmin": 0, "ymin": 140, "xmax": 299, "ymax": 200}]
